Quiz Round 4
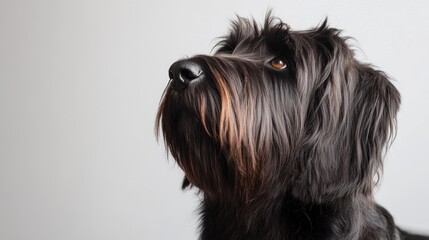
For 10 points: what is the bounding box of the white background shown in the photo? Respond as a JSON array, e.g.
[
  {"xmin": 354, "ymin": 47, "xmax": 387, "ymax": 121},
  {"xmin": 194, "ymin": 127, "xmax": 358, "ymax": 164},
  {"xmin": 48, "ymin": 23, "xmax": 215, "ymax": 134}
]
[{"xmin": 0, "ymin": 0, "xmax": 428, "ymax": 239}]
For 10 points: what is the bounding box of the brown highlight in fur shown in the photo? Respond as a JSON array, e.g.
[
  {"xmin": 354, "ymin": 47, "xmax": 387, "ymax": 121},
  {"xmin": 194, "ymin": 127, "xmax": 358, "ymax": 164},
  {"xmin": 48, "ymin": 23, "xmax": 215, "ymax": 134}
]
[{"xmin": 155, "ymin": 12, "xmax": 427, "ymax": 240}]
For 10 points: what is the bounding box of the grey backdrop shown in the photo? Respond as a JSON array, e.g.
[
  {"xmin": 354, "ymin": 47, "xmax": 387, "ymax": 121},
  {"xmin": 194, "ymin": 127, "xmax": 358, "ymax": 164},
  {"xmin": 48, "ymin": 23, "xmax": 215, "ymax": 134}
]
[{"xmin": 0, "ymin": 0, "xmax": 428, "ymax": 239}]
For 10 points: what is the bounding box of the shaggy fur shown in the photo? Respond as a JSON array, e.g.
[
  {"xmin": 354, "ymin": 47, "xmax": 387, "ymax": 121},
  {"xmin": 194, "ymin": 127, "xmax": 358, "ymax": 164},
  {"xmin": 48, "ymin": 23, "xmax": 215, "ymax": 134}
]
[{"xmin": 156, "ymin": 13, "xmax": 428, "ymax": 240}]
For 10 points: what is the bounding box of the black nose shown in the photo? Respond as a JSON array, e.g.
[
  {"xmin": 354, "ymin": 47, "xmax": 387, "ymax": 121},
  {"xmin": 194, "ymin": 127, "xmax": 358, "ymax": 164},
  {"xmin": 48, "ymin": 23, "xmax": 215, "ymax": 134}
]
[{"xmin": 168, "ymin": 60, "xmax": 204, "ymax": 91}]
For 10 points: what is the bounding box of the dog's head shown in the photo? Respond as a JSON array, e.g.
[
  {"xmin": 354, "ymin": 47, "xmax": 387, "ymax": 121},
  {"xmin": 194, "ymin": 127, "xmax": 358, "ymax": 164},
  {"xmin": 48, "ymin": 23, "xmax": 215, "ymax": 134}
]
[{"xmin": 156, "ymin": 14, "xmax": 400, "ymax": 204}]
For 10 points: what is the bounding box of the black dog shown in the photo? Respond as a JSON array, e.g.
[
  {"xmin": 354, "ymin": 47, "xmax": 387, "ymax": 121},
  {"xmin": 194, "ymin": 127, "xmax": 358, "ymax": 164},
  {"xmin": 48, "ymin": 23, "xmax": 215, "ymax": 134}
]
[{"xmin": 156, "ymin": 13, "xmax": 428, "ymax": 240}]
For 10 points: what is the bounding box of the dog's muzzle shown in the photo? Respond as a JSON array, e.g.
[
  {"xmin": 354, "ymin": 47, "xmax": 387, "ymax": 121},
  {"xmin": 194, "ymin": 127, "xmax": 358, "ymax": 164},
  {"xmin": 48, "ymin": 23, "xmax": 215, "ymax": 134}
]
[{"xmin": 168, "ymin": 59, "xmax": 205, "ymax": 91}]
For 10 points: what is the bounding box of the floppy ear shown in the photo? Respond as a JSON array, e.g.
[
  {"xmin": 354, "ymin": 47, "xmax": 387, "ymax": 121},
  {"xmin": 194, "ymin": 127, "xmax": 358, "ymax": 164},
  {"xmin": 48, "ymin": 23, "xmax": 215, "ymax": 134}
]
[
  {"xmin": 291, "ymin": 39, "xmax": 400, "ymax": 203},
  {"xmin": 351, "ymin": 67, "xmax": 401, "ymax": 195},
  {"xmin": 288, "ymin": 21, "xmax": 401, "ymax": 203}
]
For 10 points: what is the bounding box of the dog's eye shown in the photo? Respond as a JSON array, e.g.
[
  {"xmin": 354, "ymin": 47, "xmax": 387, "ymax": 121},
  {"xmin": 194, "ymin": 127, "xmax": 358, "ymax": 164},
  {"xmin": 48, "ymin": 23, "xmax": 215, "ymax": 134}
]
[{"xmin": 270, "ymin": 57, "xmax": 287, "ymax": 70}]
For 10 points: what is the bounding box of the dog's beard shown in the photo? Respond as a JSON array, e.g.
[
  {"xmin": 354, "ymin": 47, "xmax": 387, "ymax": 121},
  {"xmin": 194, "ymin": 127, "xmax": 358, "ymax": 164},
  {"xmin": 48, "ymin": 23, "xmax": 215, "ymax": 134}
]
[
  {"xmin": 156, "ymin": 55, "xmax": 301, "ymax": 201},
  {"xmin": 156, "ymin": 68, "xmax": 228, "ymax": 198}
]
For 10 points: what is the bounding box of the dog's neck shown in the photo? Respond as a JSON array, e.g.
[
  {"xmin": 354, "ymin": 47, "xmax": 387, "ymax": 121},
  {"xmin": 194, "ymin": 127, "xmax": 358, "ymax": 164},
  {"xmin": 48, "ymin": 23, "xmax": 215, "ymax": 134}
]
[{"xmin": 199, "ymin": 193, "xmax": 399, "ymax": 240}]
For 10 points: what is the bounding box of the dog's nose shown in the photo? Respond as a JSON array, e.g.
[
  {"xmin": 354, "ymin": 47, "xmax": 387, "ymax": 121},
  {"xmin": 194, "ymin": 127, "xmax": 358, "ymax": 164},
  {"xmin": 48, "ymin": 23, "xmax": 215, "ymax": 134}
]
[{"xmin": 168, "ymin": 60, "xmax": 204, "ymax": 91}]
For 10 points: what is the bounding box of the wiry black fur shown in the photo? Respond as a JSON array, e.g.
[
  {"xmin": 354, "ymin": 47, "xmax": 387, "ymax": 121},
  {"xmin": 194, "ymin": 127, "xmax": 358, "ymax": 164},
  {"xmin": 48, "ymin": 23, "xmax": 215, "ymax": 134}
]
[{"xmin": 156, "ymin": 13, "xmax": 428, "ymax": 240}]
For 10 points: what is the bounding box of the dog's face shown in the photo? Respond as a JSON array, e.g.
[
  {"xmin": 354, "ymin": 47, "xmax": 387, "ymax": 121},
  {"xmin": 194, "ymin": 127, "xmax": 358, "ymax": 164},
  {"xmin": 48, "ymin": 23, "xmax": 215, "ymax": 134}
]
[{"xmin": 156, "ymin": 15, "xmax": 400, "ymax": 203}]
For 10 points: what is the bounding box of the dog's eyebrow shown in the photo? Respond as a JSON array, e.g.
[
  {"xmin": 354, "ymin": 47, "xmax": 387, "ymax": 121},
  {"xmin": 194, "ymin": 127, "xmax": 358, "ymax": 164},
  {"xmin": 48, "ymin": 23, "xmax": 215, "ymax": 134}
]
[
  {"xmin": 264, "ymin": 22, "xmax": 290, "ymax": 41},
  {"xmin": 262, "ymin": 26, "xmax": 291, "ymax": 56},
  {"xmin": 213, "ymin": 17, "xmax": 262, "ymax": 54}
]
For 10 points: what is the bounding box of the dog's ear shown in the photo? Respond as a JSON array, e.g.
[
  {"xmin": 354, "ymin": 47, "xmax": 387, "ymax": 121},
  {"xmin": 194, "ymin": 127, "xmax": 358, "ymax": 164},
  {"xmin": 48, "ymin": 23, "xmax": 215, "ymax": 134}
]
[
  {"xmin": 289, "ymin": 21, "xmax": 403, "ymax": 203},
  {"xmin": 292, "ymin": 31, "xmax": 400, "ymax": 202},
  {"xmin": 351, "ymin": 67, "xmax": 401, "ymax": 195},
  {"xmin": 296, "ymin": 65, "xmax": 400, "ymax": 203}
]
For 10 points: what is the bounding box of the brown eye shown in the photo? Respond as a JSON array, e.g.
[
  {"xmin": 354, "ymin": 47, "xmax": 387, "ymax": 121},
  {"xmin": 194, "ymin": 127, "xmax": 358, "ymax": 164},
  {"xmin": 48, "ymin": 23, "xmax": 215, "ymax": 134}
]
[{"xmin": 270, "ymin": 57, "xmax": 287, "ymax": 70}]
